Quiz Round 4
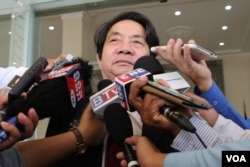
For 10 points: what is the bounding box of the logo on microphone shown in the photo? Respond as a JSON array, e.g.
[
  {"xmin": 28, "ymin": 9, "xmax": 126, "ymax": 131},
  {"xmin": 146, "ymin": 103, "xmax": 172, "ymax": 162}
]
[
  {"xmin": 115, "ymin": 68, "xmax": 151, "ymax": 111},
  {"xmin": 116, "ymin": 68, "xmax": 149, "ymax": 83},
  {"xmin": 116, "ymin": 82, "xmax": 129, "ymax": 110},
  {"xmin": 65, "ymin": 64, "xmax": 85, "ymax": 108},
  {"xmin": 90, "ymin": 83, "xmax": 118, "ymax": 109}
]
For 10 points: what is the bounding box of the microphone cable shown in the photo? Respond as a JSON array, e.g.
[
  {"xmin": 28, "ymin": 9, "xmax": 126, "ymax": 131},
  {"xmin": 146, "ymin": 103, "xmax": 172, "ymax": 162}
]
[
  {"xmin": 160, "ymin": 106, "xmax": 207, "ymax": 148},
  {"xmin": 194, "ymin": 131, "xmax": 207, "ymax": 149}
]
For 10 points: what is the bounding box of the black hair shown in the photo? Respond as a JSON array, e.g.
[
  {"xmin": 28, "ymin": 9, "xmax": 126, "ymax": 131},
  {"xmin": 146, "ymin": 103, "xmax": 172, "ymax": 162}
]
[{"xmin": 94, "ymin": 11, "xmax": 159, "ymax": 60}]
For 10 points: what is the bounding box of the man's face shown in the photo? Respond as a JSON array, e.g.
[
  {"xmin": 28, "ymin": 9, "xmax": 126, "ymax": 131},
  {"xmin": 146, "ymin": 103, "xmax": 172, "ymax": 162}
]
[{"xmin": 97, "ymin": 20, "xmax": 150, "ymax": 81}]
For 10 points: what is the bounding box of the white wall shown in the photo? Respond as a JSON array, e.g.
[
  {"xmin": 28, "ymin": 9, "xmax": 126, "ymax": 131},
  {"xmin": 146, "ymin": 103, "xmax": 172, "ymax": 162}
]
[{"xmin": 222, "ymin": 55, "xmax": 250, "ymax": 117}]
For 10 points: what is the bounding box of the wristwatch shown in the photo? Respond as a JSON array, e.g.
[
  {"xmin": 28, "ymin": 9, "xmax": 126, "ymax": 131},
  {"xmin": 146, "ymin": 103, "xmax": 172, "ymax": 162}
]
[{"xmin": 70, "ymin": 127, "xmax": 87, "ymax": 154}]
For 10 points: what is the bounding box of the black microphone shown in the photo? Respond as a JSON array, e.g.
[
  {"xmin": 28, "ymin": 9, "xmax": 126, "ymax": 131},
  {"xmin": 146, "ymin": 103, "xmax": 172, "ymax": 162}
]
[
  {"xmin": 2, "ymin": 57, "xmax": 92, "ymax": 131},
  {"xmin": 97, "ymin": 79, "xmax": 113, "ymax": 91},
  {"xmin": 160, "ymin": 105, "xmax": 196, "ymax": 133},
  {"xmin": 134, "ymin": 56, "xmax": 190, "ymax": 92},
  {"xmin": 133, "ymin": 56, "xmax": 197, "ymax": 133},
  {"xmin": 133, "ymin": 55, "xmax": 164, "ymax": 74},
  {"xmin": 4, "ymin": 57, "xmax": 93, "ymax": 119},
  {"xmin": 8, "ymin": 57, "xmax": 48, "ymax": 104},
  {"xmin": 1, "ymin": 57, "xmax": 93, "ymax": 142},
  {"xmin": 103, "ymin": 103, "xmax": 139, "ymax": 167}
]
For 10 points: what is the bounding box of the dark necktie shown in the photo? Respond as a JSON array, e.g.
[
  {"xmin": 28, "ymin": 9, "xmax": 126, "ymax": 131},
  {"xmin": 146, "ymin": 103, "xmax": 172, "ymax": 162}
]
[{"xmin": 104, "ymin": 137, "xmax": 122, "ymax": 167}]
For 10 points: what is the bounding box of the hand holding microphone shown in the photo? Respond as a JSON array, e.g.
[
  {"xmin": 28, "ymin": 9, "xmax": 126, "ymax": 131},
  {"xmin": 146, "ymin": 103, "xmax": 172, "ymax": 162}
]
[
  {"xmin": 0, "ymin": 57, "xmax": 48, "ymax": 142},
  {"xmin": 89, "ymin": 79, "xmax": 120, "ymax": 117},
  {"xmin": 103, "ymin": 103, "xmax": 139, "ymax": 167},
  {"xmin": 114, "ymin": 56, "xmax": 211, "ymax": 133},
  {"xmin": 128, "ymin": 76, "xmax": 189, "ymax": 135},
  {"xmin": 0, "ymin": 56, "xmax": 93, "ymax": 143},
  {"xmin": 159, "ymin": 105, "xmax": 196, "ymax": 133},
  {"xmin": 0, "ymin": 107, "xmax": 38, "ymax": 150}
]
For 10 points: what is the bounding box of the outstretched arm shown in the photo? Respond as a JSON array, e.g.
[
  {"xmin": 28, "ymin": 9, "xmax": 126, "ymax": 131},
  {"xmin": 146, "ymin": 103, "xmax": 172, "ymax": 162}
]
[
  {"xmin": 17, "ymin": 128, "xmax": 77, "ymax": 167},
  {"xmin": 16, "ymin": 104, "xmax": 106, "ymax": 167},
  {"xmin": 155, "ymin": 38, "xmax": 250, "ymax": 129},
  {"xmin": 117, "ymin": 135, "xmax": 250, "ymax": 167}
]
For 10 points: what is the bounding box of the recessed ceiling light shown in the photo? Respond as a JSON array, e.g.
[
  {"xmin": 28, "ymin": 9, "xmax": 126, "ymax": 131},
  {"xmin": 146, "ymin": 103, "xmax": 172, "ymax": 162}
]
[
  {"xmin": 225, "ymin": 5, "xmax": 232, "ymax": 10},
  {"xmin": 222, "ymin": 26, "xmax": 228, "ymax": 30},
  {"xmin": 9, "ymin": 31, "xmax": 11, "ymax": 35},
  {"xmin": 48, "ymin": 26, "xmax": 55, "ymax": 30},
  {"xmin": 11, "ymin": 13, "xmax": 15, "ymax": 19},
  {"xmin": 175, "ymin": 11, "xmax": 181, "ymax": 16},
  {"xmin": 219, "ymin": 42, "xmax": 225, "ymax": 46}
]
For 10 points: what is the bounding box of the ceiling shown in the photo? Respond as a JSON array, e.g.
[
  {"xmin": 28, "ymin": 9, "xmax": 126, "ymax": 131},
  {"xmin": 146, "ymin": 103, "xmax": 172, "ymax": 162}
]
[
  {"xmin": 1, "ymin": 0, "xmax": 250, "ymax": 62},
  {"xmin": 89, "ymin": 0, "xmax": 250, "ymax": 57}
]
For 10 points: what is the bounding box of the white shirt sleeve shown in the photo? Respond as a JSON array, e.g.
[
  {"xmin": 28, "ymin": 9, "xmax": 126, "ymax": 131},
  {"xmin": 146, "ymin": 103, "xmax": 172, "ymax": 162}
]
[
  {"xmin": 213, "ymin": 114, "xmax": 250, "ymax": 140},
  {"xmin": 0, "ymin": 66, "xmax": 27, "ymax": 89},
  {"xmin": 171, "ymin": 115, "xmax": 233, "ymax": 152}
]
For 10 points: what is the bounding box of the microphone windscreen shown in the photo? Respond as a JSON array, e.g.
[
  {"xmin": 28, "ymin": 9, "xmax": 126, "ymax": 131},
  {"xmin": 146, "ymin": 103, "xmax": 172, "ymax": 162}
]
[
  {"xmin": 4, "ymin": 57, "xmax": 93, "ymax": 120},
  {"xmin": 97, "ymin": 79, "xmax": 113, "ymax": 91},
  {"xmin": 5, "ymin": 75, "xmax": 73, "ymax": 120},
  {"xmin": 103, "ymin": 103, "xmax": 133, "ymax": 146},
  {"xmin": 133, "ymin": 56, "xmax": 164, "ymax": 74}
]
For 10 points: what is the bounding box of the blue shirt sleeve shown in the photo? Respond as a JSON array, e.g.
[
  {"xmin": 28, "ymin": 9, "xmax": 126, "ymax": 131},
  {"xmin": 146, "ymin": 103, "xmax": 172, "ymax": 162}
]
[
  {"xmin": 164, "ymin": 138, "xmax": 250, "ymax": 167},
  {"xmin": 194, "ymin": 81, "xmax": 250, "ymax": 129}
]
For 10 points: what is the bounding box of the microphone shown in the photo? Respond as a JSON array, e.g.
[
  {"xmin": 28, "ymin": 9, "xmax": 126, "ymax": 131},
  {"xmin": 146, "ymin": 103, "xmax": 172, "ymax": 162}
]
[
  {"xmin": 115, "ymin": 56, "xmax": 212, "ymax": 110},
  {"xmin": 115, "ymin": 56, "xmax": 212, "ymax": 132},
  {"xmin": 134, "ymin": 56, "xmax": 190, "ymax": 93},
  {"xmin": 8, "ymin": 57, "xmax": 48, "ymax": 103},
  {"xmin": 115, "ymin": 67, "xmax": 152, "ymax": 111},
  {"xmin": 4, "ymin": 57, "xmax": 91, "ymax": 119},
  {"xmin": 160, "ymin": 105, "xmax": 196, "ymax": 133},
  {"xmin": 114, "ymin": 56, "xmax": 184, "ymax": 111},
  {"xmin": 0, "ymin": 56, "xmax": 93, "ymax": 142},
  {"xmin": 115, "ymin": 56, "xmax": 158, "ymax": 111},
  {"xmin": 0, "ymin": 57, "xmax": 48, "ymax": 142},
  {"xmin": 103, "ymin": 103, "xmax": 139, "ymax": 167},
  {"xmin": 97, "ymin": 79, "xmax": 113, "ymax": 91},
  {"xmin": 90, "ymin": 56, "xmax": 190, "ymax": 114},
  {"xmin": 133, "ymin": 55, "xmax": 164, "ymax": 75},
  {"xmin": 89, "ymin": 79, "xmax": 120, "ymax": 116}
]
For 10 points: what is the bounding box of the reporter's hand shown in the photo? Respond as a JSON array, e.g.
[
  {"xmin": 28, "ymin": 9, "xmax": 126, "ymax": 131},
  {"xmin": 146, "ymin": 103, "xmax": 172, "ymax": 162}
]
[
  {"xmin": 185, "ymin": 92, "xmax": 219, "ymax": 127},
  {"xmin": 128, "ymin": 76, "xmax": 181, "ymax": 136},
  {"xmin": 44, "ymin": 53, "xmax": 68, "ymax": 72},
  {"xmin": 77, "ymin": 104, "xmax": 107, "ymax": 146},
  {"xmin": 116, "ymin": 135, "xmax": 166, "ymax": 167},
  {"xmin": 0, "ymin": 93, "xmax": 8, "ymax": 109},
  {"xmin": 0, "ymin": 108, "xmax": 38, "ymax": 151},
  {"xmin": 156, "ymin": 38, "xmax": 213, "ymax": 93}
]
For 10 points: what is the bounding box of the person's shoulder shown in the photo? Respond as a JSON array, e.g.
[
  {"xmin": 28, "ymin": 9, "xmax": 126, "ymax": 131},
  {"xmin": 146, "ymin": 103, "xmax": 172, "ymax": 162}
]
[
  {"xmin": 12, "ymin": 66, "xmax": 28, "ymax": 76},
  {"xmin": 0, "ymin": 66, "xmax": 27, "ymax": 89},
  {"xmin": 0, "ymin": 66, "xmax": 27, "ymax": 75}
]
